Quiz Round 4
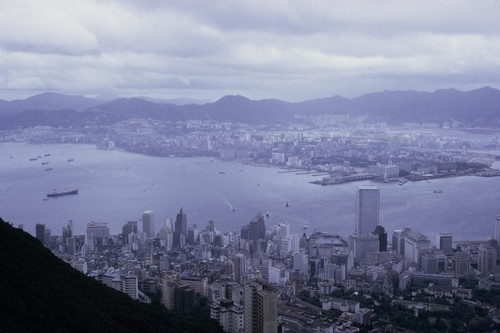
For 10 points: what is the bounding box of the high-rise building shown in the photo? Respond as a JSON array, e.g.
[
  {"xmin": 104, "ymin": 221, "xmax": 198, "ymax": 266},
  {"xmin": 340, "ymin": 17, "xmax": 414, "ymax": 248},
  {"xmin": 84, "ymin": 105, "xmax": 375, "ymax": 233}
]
[
  {"xmin": 86, "ymin": 221, "xmax": 110, "ymax": 253},
  {"xmin": 44, "ymin": 228, "xmax": 52, "ymax": 248},
  {"xmin": 123, "ymin": 274, "xmax": 139, "ymax": 300},
  {"xmin": 175, "ymin": 284, "xmax": 194, "ymax": 313},
  {"xmin": 404, "ymin": 231, "xmax": 430, "ymax": 264},
  {"xmin": 421, "ymin": 250, "xmax": 447, "ymax": 274},
  {"xmin": 244, "ymin": 280, "xmax": 277, "ymax": 333},
  {"xmin": 453, "ymin": 251, "xmax": 471, "ymax": 274},
  {"xmin": 35, "ymin": 223, "xmax": 45, "ymax": 244},
  {"xmin": 436, "ymin": 233, "xmax": 453, "ymax": 256},
  {"xmin": 161, "ymin": 272, "xmax": 179, "ymax": 310},
  {"xmin": 355, "ymin": 185, "xmax": 380, "ymax": 235},
  {"xmin": 122, "ymin": 220, "xmax": 138, "ymax": 238},
  {"xmin": 495, "ymin": 215, "xmax": 500, "ymax": 243},
  {"xmin": 142, "ymin": 210, "xmax": 155, "ymax": 239},
  {"xmin": 174, "ymin": 208, "xmax": 187, "ymax": 247},
  {"xmin": 210, "ymin": 299, "xmax": 244, "ymax": 333},
  {"xmin": 187, "ymin": 226, "xmax": 195, "ymax": 244},
  {"xmin": 392, "ymin": 228, "xmax": 411, "ymax": 256},
  {"xmin": 225, "ymin": 282, "xmax": 243, "ymax": 305},
  {"xmin": 374, "ymin": 225, "xmax": 387, "ymax": 252},
  {"xmin": 293, "ymin": 251, "xmax": 309, "ymax": 275},
  {"xmin": 478, "ymin": 244, "xmax": 497, "ymax": 274},
  {"xmin": 233, "ymin": 253, "xmax": 247, "ymax": 284},
  {"xmin": 248, "ymin": 214, "xmax": 265, "ymax": 241},
  {"xmin": 348, "ymin": 233, "xmax": 379, "ymax": 259},
  {"xmin": 62, "ymin": 220, "xmax": 73, "ymax": 250}
]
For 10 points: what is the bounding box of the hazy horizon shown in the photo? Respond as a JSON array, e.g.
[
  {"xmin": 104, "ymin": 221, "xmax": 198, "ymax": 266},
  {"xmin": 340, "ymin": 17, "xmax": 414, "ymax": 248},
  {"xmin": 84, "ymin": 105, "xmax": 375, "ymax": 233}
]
[
  {"xmin": 0, "ymin": 85, "xmax": 497, "ymax": 104},
  {"xmin": 1, "ymin": 1, "xmax": 500, "ymax": 101}
]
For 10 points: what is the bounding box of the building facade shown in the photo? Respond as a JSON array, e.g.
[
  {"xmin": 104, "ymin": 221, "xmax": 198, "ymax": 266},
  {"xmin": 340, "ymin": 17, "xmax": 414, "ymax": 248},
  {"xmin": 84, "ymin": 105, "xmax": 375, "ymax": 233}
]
[
  {"xmin": 355, "ymin": 185, "xmax": 380, "ymax": 235},
  {"xmin": 142, "ymin": 210, "xmax": 155, "ymax": 239},
  {"xmin": 244, "ymin": 280, "xmax": 277, "ymax": 333}
]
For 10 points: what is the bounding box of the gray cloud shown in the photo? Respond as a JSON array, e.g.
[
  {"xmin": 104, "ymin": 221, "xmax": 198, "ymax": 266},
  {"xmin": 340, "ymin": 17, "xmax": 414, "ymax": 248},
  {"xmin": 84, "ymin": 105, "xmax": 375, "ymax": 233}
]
[{"xmin": 1, "ymin": 0, "xmax": 500, "ymax": 101}]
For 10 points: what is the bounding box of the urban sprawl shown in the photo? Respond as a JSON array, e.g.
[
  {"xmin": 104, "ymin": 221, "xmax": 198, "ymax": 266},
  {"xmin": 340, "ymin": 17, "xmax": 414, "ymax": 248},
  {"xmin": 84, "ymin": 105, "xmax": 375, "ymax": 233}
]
[{"xmin": 5, "ymin": 117, "xmax": 500, "ymax": 332}]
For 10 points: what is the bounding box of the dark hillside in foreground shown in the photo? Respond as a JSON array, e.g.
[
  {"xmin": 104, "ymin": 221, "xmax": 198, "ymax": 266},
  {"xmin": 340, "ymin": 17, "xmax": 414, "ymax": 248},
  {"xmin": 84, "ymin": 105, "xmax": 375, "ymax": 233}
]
[{"xmin": 0, "ymin": 218, "xmax": 224, "ymax": 333}]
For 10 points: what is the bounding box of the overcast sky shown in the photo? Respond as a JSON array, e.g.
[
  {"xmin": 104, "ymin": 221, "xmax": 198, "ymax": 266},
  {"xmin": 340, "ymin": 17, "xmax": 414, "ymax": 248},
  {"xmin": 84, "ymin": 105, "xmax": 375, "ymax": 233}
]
[{"xmin": 1, "ymin": 0, "xmax": 500, "ymax": 102}]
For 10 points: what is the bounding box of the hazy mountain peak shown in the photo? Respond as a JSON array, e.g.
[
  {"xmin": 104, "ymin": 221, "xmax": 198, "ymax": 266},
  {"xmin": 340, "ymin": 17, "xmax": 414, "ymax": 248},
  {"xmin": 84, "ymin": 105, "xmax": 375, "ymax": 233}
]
[
  {"xmin": 215, "ymin": 95, "xmax": 251, "ymax": 104},
  {"xmin": 2, "ymin": 87, "xmax": 500, "ymax": 126}
]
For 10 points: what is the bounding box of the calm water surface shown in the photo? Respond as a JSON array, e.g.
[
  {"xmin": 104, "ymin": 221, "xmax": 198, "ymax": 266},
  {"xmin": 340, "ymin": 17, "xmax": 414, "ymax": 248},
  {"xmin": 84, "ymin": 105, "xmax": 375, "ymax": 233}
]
[{"xmin": 1, "ymin": 142, "xmax": 499, "ymax": 243}]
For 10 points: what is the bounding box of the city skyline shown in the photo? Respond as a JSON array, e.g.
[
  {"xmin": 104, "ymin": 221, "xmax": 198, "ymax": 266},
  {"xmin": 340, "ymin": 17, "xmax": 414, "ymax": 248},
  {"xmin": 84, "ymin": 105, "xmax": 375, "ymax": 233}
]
[{"xmin": 3, "ymin": 1, "xmax": 500, "ymax": 331}]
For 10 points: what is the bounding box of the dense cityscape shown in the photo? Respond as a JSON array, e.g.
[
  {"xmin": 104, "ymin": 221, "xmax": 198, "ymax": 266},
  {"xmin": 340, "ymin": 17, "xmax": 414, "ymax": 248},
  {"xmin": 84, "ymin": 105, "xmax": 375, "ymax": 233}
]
[
  {"xmin": 2, "ymin": 117, "xmax": 500, "ymax": 184},
  {"xmin": 20, "ymin": 178, "xmax": 500, "ymax": 332},
  {"xmin": 3, "ymin": 102, "xmax": 500, "ymax": 332},
  {"xmin": 2, "ymin": 1, "xmax": 500, "ymax": 331}
]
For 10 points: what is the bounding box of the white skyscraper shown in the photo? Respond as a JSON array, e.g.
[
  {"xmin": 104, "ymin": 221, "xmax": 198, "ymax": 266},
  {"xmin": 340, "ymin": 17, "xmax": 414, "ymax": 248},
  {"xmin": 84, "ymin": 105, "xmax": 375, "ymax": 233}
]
[
  {"xmin": 142, "ymin": 210, "xmax": 155, "ymax": 239},
  {"xmin": 355, "ymin": 185, "xmax": 380, "ymax": 235}
]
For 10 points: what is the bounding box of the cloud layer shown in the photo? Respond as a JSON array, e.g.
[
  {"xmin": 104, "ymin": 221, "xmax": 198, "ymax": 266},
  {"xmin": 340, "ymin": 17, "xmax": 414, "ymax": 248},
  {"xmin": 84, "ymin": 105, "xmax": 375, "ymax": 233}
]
[{"xmin": 1, "ymin": 0, "xmax": 499, "ymax": 101}]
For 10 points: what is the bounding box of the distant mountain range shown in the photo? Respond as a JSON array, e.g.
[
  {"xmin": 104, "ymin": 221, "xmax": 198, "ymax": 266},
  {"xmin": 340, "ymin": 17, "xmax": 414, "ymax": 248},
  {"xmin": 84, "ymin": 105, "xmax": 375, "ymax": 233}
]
[{"xmin": 1, "ymin": 87, "xmax": 500, "ymax": 128}]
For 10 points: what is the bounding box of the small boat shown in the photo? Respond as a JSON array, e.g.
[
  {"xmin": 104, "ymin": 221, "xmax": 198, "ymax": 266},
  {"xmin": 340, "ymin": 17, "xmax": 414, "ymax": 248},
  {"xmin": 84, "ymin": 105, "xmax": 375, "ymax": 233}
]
[
  {"xmin": 45, "ymin": 168, "xmax": 53, "ymax": 171},
  {"xmin": 42, "ymin": 162, "xmax": 49, "ymax": 165},
  {"xmin": 67, "ymin": 158, "xmax": 74, "ymax": 162},
  {"xmin": 433, "ymin": 190, "xmax": 442, "ymax": 193},
  {"xmin": 47, "ymin": 189, "xmax": 78, "ymax": 198},
  {"xmin": 29, "ymin": 158, "xmax": 37, "ymax": 161},
  {"xmin": 219, "ymin": 171, "xmax": 225, "ymax": 174},
  {"xmin": 44, "ymin": 154, "xmax": 50, "ymax": 157},
  {"xmin": 285, "ymin": 200, "xmax": 290, "ymax": 207}
]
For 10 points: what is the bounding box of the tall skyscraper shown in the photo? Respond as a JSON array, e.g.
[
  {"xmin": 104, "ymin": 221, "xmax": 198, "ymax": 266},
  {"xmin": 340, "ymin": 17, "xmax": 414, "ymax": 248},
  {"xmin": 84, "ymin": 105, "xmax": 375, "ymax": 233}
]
[
  {"xmin": 244, "ymin": 280, "xmax": 277, "ymax": 333},
  {"xmin": 174, "ymin": 208, "xmax": 187, "ymax": 247},
  {"xmin": 248, "ymin": 214, "xmax": 265, "ymax": 241},
  {"xmin": 35, "ymin": 223, "xmax": 45, "ymax": 244},
  {"xmin": 44, "ymin": 228, "xmax": 52, "ymax": 248},
  {"xmin": 142, "ymin": 210, "xmax": 155, "ymax": 239},
  {"xmin": 355, "ymin": 185, "xmax": 380, "ymax": 235}
]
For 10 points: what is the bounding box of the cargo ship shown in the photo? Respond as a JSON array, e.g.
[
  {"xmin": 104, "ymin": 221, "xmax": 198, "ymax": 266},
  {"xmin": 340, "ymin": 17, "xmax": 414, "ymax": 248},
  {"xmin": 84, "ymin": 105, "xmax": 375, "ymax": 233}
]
[{"xmin": 46, "ymin": 189, "xmax": 78, "ymax": 198}]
